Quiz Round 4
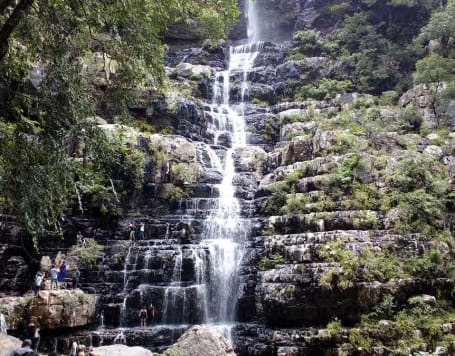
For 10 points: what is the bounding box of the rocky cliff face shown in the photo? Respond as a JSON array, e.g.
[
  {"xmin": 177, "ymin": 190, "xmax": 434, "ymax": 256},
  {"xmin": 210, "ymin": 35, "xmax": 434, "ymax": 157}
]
[{"xmin": 1, "ymin": 1, "xmax": 455, "ymax": 356}]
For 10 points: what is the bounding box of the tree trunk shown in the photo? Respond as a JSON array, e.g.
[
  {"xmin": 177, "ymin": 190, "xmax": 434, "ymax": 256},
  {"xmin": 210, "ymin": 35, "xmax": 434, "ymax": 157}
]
[{"xmin": 0, "ymin": 0, "xmax": 35, "ymax": 60}]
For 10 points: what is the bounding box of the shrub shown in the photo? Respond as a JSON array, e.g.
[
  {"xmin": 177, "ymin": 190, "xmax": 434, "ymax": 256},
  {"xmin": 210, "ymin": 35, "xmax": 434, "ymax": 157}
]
[
  {"xmin": 399, "ymin": 105, "xmax": 423, "ymax": 132},
  {"xmin": 67, "ymin": 238, "xmax": 104, "ymax": 266},
  {"xmin": 295, "ymin": 79, "xmax": 352, "ymax": 101},
  {"xmin": 259, "ymin": 253, "xmax": 285, "ymax": 270}
]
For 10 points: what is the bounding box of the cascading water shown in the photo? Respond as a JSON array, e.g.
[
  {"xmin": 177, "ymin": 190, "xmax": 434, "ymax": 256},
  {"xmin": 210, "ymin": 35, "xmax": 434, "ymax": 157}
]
[
  {"xmin": 202, "ymin": 22, "xmax": 262, "ymax": 326},
  {"xmin": 0, "ymin": 312, "xmax": 7, "ymax": 334},
  {"xmin": 96, "ymin": 0, "xmax": 263, "ymax": 347}
]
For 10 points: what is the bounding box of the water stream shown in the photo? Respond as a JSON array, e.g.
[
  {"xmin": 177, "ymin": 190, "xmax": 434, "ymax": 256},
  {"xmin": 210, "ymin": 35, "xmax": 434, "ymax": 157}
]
[{"xmin": 200, "ymin": 11, "xmax": 261, "ymax": 331}]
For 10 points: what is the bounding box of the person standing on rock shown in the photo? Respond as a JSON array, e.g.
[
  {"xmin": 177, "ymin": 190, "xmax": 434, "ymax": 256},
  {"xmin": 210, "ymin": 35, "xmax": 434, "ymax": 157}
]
[
  {"xmin": 58, "ymin": 261, "xmax": 67, "ymax": 288},
  {"xmin": 34, "ymin": 272, "xmax": 43, "ymax": 296},
  {"xmin": 139, "ymin": 307, "xmax": 147, "ymax": 327},
  {"xmin": 72, "ymin": 267, "xmax": 80, "ymax": 289},
  {"xmin": 128, "ymin": 222, "xmax": 136, "ymax": 241},
  {"xmin": 50, "ymin": 264, "xmax": 59, "ymax": 290},
  {"xmin": 148, "ymin": 303, "xmax": 155, "ymax": 325},
  {"xmin": 76, "ymin": 231, "xmax": 83, "ymax": 245},
  {"xmin": 138, "ymin": 222, "xmax": 145, "ymax": 240}
]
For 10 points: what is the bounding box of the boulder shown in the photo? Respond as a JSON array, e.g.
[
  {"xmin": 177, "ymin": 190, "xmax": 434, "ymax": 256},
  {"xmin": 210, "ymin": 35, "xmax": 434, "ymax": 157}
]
[
  {"xmin": 29, "ymin": 290, "xmax": 97, "ymax": 330},
  {"xmin": 0, "ymin": 333, "xmax": 22, "ymax": 356},
  {"xmin": 90, "ymin": 344, "xmax": 153, "ymax": 356},
  {"xmin": 175, "ymin": 63, "xmax": 212, "ymax": 78},
  {"xmin": 39, "ymin": 256, "xmax": 51, "ymax": 273},
  {"xmin": 233, "ymin": 146, "xmax": 267, "ymax": 174},
  {"xmin": 0, "ymin": 296, "xmax": 31, "ymax": 331},
  {"xmin": 165, "ymin": 325, "xmax": 236, "ymax": 356},
  {"xmin": 423, "ymin": 145, "xmax": 443, "ymax": 159}
]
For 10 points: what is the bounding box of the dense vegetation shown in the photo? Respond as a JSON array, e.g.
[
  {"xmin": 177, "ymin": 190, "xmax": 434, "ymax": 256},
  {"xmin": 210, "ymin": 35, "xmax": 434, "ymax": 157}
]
[{"xmin": 0, "ymin": 0, "xmax": 238, "ymax": 241}]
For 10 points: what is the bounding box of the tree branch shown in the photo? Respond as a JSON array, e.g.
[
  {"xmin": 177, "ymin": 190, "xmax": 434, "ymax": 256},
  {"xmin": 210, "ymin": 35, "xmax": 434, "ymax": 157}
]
[{"xmin": 0, "ymin": 0, "xmax": 35, "ymax": 60}]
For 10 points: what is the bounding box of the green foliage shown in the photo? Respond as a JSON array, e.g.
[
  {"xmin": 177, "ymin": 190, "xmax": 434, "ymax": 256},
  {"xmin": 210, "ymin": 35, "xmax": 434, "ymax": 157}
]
[
  {"xmin": 67, "ymin": 238, "xmax": 104, "ymax": 266},
  {"xmin": 282, "ymin": 193, "xmax": 309, "ymax": 215},
  {"xmin": 319, "ymin": 241, "xmax": 400, "ymax": 290},
  {"xmin": 399, "ymin": 104, "xmax": 423, "ymax": 132},
  {"xmin": 414, "ymin": 54, "xmax": 455, "ymax": 86},
  {"xmin": 0, "ymin": 0, "xmax": 238, "ymax": 242},
  {"xmin": 403, "ymin": 249, "xmax": 455, "ymax": 279},
  {"xmin": 378, "ymin": 91, "xmax": 399, "ymax": 106},
  {"xmin": 260, "ymin": 182, "xmax": 289, "ymax": 215},
  {"xmin": 161, "ymin": 184, "xmax": 190, "ymax": 204},
  {"xmin": 261, "ymin": 116, "xmax": 277, "ymax": 143},
  {"xmin": 260, "ymin": 170, "xmax": 308, "ymax": 215},
  {"xmin": 417, "ymin": 0, "xmax": 455, "ymax": 57},
  {"xmin": 353, "ymin": 294, "xmax": 455, "ymax": 352},
  {"xmin": 382, "ymin": 152, "xmax": 449, "ymax": 235},
  {"xmin": 171, "ymin": 163, "xmax": 198, "ymax": 185},
  {"xmin": 259, "ymin": 253, "xmax": 285, "ymax": 271},
  {"xmin": 295, "ymin": 79, "xmax": 352, "ymax": 101},
  {"xmin": 290, "ymin": 30, "xmax": 335, "ymax": 58},
  {"xmin": 250, "ymin": 98, "xmax": 267, "ymax": 106}
]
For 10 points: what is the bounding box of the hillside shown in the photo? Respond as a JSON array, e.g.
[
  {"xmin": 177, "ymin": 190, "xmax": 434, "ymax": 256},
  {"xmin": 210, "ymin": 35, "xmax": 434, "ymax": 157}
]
[{"xmin": 1, "ymin": 0, "xmax": 455, "ymax": 355}]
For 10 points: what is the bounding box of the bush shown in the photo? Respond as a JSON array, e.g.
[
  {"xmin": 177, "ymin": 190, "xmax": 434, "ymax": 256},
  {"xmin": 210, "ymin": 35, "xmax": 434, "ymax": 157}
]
[
  {"xmin": 399, "ymin": 105, "xmax": 423, "ymax": 132},
  {"xmin": 67, "ymin": 238, "xmax": 104, "ymax": 266},
  {"xmin": 291, "ymin": 30, "xmax": 334, "ymax": 57},
  {"xmin": 259, "ymin": 253, "xmax": 285, "ymax": 270},
  {"xmin": 295, "ymin": 78, "xmax": 352, "ymax": 101}
]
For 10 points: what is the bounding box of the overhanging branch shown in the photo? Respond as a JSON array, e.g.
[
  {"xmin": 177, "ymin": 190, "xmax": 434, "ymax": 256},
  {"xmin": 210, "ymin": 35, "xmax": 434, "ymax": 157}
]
[{"xmin": 0, "ymin": 0, "xmax": 35, "ymax": 60}]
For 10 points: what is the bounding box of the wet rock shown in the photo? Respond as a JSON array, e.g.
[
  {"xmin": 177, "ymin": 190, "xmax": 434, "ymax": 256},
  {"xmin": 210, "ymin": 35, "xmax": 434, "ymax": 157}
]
[
  {"xmin": 29, "ymin": 290, "xmax": 97, "ymax": 330},
  {"xmin": 165, "ymin": 325, "xmax": 236, "ymax": 356}
]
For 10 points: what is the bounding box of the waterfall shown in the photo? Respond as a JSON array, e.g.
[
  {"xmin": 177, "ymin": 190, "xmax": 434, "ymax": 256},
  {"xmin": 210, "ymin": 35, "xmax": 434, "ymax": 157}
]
[
  {"xmin": 202, "ymin": 24, "xmax": 261, "ymax": 325},
  {"xmin": 246, "ymin": 0, "xmax": 260, "ymax": 43},
  {"xmin": 0, "ymin": 313, "xmax": 7, "ymax": 334}
]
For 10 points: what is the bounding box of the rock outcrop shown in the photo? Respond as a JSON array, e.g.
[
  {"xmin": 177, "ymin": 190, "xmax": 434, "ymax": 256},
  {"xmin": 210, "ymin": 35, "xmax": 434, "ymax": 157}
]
[
  {"xmin": 29, "ymin": 290, "xmax": 97, "ymax": 330},
  {"xmin": 165, "ymin": 325, "xmax": 236, "ymax": 356}
]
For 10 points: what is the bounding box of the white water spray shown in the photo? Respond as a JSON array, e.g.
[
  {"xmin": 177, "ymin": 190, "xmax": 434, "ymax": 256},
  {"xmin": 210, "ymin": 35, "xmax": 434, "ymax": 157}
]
[{"xmin": 202, "ymin": 19, "xmax": 262, "ymax": 326}]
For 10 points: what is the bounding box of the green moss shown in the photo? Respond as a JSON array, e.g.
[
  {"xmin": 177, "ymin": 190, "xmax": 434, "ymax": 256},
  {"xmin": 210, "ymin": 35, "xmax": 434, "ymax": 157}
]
[{"xmin": 251, "ymin": 97, "xmax": 268, "ymax": 106}]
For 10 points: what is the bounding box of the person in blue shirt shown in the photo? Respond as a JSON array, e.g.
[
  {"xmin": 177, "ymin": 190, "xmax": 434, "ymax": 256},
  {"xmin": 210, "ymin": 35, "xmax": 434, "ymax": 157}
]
[
  {"xmin": 50, "ymin": 265, "xmax": 59, "ymax": 290},
  {"xmin": 57, "ymin": 261, "xmax": 67, "ymax": 288}
]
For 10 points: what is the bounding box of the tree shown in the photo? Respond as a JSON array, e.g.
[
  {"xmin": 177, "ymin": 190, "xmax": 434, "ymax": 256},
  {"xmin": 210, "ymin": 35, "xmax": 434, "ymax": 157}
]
[
  {"xmin": 418, "ymin": 0, "xmax": 455, "ymax": 57},
  {"xmin": 413, "ymin": 54, "xmax": 455, "ymax": 119},
  {"xmin": 0, "ymin": 0, "xmax": 239, "ymax": 241}
]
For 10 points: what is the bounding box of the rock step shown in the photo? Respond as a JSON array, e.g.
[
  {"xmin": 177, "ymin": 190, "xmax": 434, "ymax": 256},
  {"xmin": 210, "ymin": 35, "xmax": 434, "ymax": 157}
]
[{"xmin": 267, "ymin": 210, "xmax": 382, "ymax": 234}]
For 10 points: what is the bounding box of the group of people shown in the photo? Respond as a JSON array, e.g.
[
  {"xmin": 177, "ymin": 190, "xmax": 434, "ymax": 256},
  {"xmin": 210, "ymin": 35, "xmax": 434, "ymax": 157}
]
[
  {"xmin": 128, "ymin": 222, "xmax": 145, "ymax": 241},
  {"xmin": 138, "ymin": 303, "xmax": 155, "ymax": 327},
  {"xmin": 50, "ymin": 261, "xmax": 67, "ymax": 290},
  {"xmin": 33, "ymin": 262, "xmax": 80, "ymax": 293}
]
